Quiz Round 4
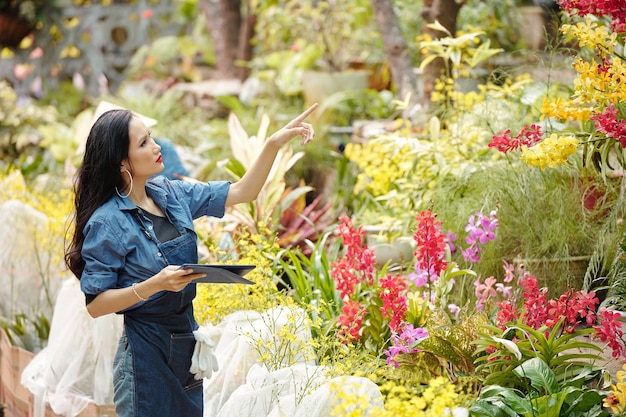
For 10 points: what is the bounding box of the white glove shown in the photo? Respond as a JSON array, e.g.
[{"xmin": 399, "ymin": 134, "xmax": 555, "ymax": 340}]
[{"xmin": 190, "ymin": 326, "xmax": 219, "ymax": 380}]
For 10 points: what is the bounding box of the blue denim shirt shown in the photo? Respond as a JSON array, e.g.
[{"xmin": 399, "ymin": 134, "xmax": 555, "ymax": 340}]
[{"xmin": 80, "ymin": 176, "xmax": 230, "ymax": 298}]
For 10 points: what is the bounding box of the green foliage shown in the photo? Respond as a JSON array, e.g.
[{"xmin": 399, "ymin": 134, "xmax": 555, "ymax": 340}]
[
  {"xmin": 473, "ymin": 317, "xmax": 607, "ymax": 390},
  {"xmin": 0, "ymin": 0, "xmax": 60, "ymax": 25},
  {"xmin": 0, "ymin": 312, "xmax": 49, "ymax": 352},
  {"xmin": 316, "ymin": 88, "xmax": 397, "ymax": 127},
  {"xmin": 38, "ymin": 80, "xmax": 85, "ymax": 121},
  {"xmin": 253, "ymin": 0, "xmax": 382, "ymax": 72},
  {"xmin": 430, "ymin": 160, "xmax": 609, "ymax": 298},
  {"xmin": 471, "ymin": 357, "xmax": 609, "ymax": 417},
  {"xmin": 277, "ymin": 192, "xmax": 335, "ymax": 255},
  {"xmin": 394, "ymin": 311, "xmax": 489, "ymax": 382},
  {"xmin": 275, "ymin": 231, "xmax": 343, "ymax": 326},
  {"xmin": 126, "ymin": 34, "xmax": 211, "ymax": 83},
  {"xmin": 419, "ymin": 23, "xmax": 503, "ymax": 74},
  {"xmin": 0, "ymin": 81, "xmax": 60, "ymax": 176},
  {"xmin": 458, "ymin": 0, "xmax": 519, "ymax": 52}
]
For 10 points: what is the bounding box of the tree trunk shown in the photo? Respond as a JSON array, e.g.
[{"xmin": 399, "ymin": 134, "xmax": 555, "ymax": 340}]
[
  {"xmin": 370, "ymin": 0, "xmax": 420, "ymax": 118},
  {"xmin": 199, "ymin": 0, "xmax": 255, "ymax": 80},
  {"xmin": 420, "ymin": 0, "xmax": 464, "ymax": 107}
]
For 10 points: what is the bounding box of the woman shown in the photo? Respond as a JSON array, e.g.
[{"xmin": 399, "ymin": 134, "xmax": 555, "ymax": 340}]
[{"xmin": 64, "ymin": 103, "xmax": 317, "ymax": 417}]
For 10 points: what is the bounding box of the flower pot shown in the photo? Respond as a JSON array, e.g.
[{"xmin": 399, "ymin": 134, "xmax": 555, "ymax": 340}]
[
  {"xmin": 511, "ymin": 255, "xmax": 591, "ymax": 297},
  {"xmin": 363, "ymin": 225, "xmax": 414, "ymax": 266},
  {"xmin": 0, "ymin": 12, "xmax": 34, "ymax": 48},
  {"xmin": 511, "ymin": 6, "xmax": 547, "ymax": 50},
  {"xmin": 302, "ymin": 70, "xmax": 370, "ymax": 109}
]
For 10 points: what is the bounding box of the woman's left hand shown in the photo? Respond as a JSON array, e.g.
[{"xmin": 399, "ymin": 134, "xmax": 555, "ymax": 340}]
[{"xmin": 268, "ymin": 103, "xmax": 318, "ymax": 147}]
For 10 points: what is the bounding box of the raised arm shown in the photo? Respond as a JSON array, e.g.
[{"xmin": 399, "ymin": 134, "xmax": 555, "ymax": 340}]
[{"xmin": 225, "ymin": 103, "xmax": 318, "ymax": 206}]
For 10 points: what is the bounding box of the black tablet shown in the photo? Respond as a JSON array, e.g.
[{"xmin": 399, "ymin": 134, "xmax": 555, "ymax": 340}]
[{"xmin": 179, "ymin": 264, "xmax": 256, "ymax": 284}]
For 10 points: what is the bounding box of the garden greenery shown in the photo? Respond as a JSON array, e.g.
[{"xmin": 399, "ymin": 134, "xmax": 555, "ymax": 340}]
[{"xmin": 3, "ymin": 0, "xmax": 626, "ymax": 415}]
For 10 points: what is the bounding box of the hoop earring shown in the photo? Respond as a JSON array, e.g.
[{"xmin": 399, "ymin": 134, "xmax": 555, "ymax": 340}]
[{"xmin": 115, "ymin": 168, "xmax": 133, "ymax": 198}]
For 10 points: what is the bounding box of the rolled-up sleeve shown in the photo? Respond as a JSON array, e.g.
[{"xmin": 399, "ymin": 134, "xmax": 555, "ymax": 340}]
[
  {"xmin": 171, "ymin": 180, "xmax": 230, "ymax": 219},
  {"xmin": 80, "ymin": 220, "xmax": 125, "ymax": 296}
]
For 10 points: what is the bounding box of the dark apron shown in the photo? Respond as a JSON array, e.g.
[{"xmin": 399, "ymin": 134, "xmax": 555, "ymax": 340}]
[{"xmin": 118, "ymin": 230, "xmax": 202, "ymax": 417}]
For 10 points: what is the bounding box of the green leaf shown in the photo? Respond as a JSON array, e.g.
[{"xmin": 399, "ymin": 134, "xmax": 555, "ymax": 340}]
[
  {"xmin": 514, "ymin": 357, "xmax": 559, "ymax": 394},
  {"xmin": 418, "ymin": 54, "xmax": 441, "ymax": 70},
  {"xmin": 563, "ymin": 389, "xmax": 607, "ymax": 414},
  {"xmin": 477, "ymin": 385, "xmax": 533, "ymax": 415}
]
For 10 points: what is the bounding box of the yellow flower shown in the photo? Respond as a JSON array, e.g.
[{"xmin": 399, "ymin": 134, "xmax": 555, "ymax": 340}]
[
  {"xmin": 607, "ymin": 363, "xmax": 626, "ymax": 414},
  {"xmin": 193, "ymin": 229, "xmax": 288, "ymax": 325},
  {"xmin": 521, "ymin": 134, "xmax": 579, "ymax": 169},
  {"xmin": 561, "ymin": 16, "xmax": 617, "ymax": 59},
  {"xmin": 540, "ymin": 96, "xmax": 593, "ymax": 121}
]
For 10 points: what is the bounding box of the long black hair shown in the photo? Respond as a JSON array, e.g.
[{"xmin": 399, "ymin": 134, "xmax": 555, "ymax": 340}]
[{"xmin": 65, "ymin": 109, "xmax": 133, "ymax": 279}]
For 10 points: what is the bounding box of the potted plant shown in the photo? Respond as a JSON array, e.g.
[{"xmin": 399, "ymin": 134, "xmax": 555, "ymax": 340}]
[{"xmin": 253, "ymin": 0, "xmax": 382, "ymax": 108}]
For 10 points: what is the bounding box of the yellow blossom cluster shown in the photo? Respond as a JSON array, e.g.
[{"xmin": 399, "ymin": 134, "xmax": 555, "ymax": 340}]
[
  {"xmin": 561, "ymin": 17, "xmax": 618, "ymax": 59},
  {"xmin": 447, "ymin": 88, "xmax": 485, "ymax": 115},
  {"xmin": 539, "ymin": 15, "xmax": 625, "ymax": 124},
  {"xmin": 432, "ymin": 76, "xmax": 487, "ymax": 113},
  {"xmin": 527, "ymin": 13, "xmax": 626, "ymax": 171},
  {"xmin": 344, "ymin": 136, "xmax": 417, "ymax": 196},
  {"xmin": 572, "ymin": 56, "xmax": 626, "ymax": 105},
  {"xmin": 486, "ymin": 74, "xmax": 533, "ymax": 99},
  {"xmin": 329, "ymin": 378, "xmax": 380, "ymax": 417},
  {"xmin": 431, "ymin": 77, "xmax": 455, "ymax": 105},
  {"xmin": 540, "ymin": 96, "xmax": 593, "ymax": 121},
  {"xmin": 370, "ymin": 376, "xmax": 461, "ymax": 417},
  {"xmin": 521, "ymin": 133, "xmax": 579, "ymax": 170},
  {"xmin": 193, "ymin": 229, "xmax": 290, "ymax": 326},
  {"xmin": 0, "ymin": 170, "xmax": 73, "ymax": 271}
]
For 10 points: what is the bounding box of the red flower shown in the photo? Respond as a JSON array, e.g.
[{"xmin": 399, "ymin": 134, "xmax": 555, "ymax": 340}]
[
  {"xmin": 379, "ymin": 274, "xmax": 408, "ymax": 332},
  {"xmin": 496, "ymin": 301, "xmax": 519, "ymax": 329},
  {"xmin": 590, "ymin": 104, "xmax": 626, "ymax": 147},
  {"xmin": 593, "ymin": 308, "xmax": 626, "ymax": 359},
  {"xmin": 338, "ymin": 299, "xmax": 365, "ymax": 342},
  {"xmin": 488, "ymin": 124, "xmax": 543, "ymax": 153},
  {"xmin": 413, "ymin": 210, "xmax": 448, "ymax": 280},
  {"xmin": 331, "ymin": 217, "xmax": 376, "ymax": 298},
  {"xmin": 558, "ymin": 0, "xmax": 626, "ymax": 31}
]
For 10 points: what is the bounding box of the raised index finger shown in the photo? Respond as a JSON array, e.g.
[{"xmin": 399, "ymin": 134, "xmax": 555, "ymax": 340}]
[{"xmin": 288, "ymin": 103, "xmax": 319, "ymax": 126}]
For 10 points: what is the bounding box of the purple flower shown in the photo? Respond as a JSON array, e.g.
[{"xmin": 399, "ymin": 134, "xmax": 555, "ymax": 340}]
[
  {"xmin": 461, "ymin": 211, "xmax": 498, "ymax": 263},
  {"xmin": 461, "ymin": 245, "xmax": 481, "ymax": 263},
  {"xmin": 445, "ymin": 231, "xmax": 458, "ymax": 254},
  {"xmin": 496, "ymin": 282, "xmax": 512, "ymax": 298},
  {"xmin": 384, "ymin": 324, "xmax": 429, "ymax": 367}
]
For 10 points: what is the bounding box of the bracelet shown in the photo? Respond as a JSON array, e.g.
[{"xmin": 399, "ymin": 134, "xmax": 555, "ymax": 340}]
[{"xmin": 132, "ymin": 283, "xmax": 147, "ymax": 302}]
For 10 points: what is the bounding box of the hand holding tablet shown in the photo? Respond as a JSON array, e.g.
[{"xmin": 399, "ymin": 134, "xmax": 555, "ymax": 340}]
[{"xmin": 179, "ymin": 264, "xmax": 256, "ymax": 285}]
